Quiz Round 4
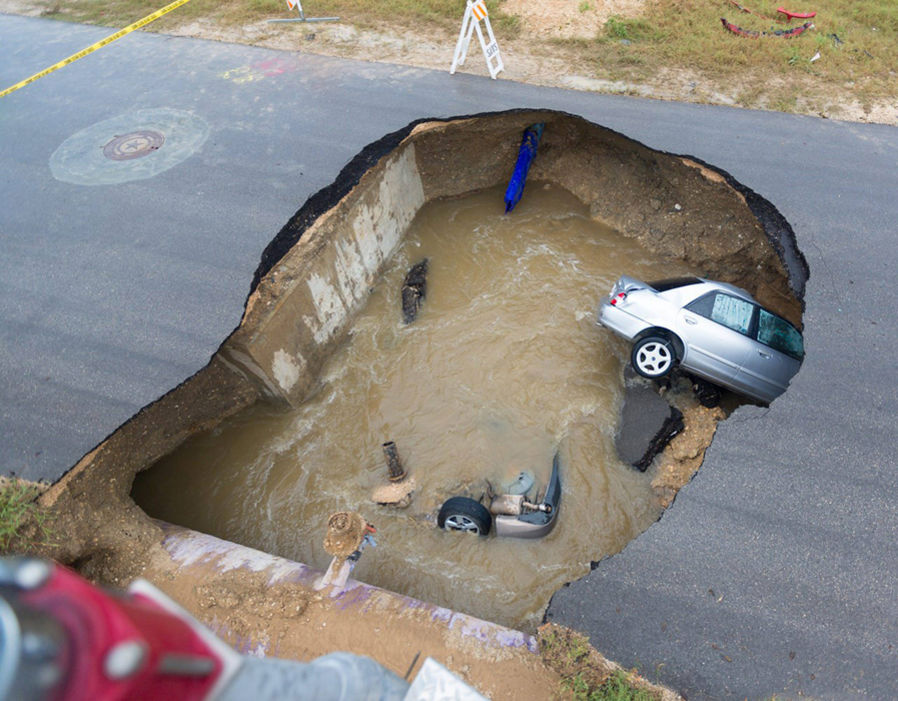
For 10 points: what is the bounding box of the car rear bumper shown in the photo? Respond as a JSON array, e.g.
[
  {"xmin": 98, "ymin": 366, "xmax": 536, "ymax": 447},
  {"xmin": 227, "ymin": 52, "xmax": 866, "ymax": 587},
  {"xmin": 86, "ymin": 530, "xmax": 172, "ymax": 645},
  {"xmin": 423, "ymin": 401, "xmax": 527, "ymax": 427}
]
[{"xmin": 597, "ymin": 299, "xmax": 651, "ymax": 341}]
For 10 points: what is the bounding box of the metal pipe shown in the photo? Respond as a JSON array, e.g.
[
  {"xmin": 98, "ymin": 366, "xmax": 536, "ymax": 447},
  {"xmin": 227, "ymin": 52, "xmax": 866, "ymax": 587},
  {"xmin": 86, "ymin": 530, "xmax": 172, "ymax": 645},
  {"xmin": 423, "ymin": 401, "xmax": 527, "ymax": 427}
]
[{"xmin": 382, "ymin": 441, "xmax": 406, "ymax": 482}]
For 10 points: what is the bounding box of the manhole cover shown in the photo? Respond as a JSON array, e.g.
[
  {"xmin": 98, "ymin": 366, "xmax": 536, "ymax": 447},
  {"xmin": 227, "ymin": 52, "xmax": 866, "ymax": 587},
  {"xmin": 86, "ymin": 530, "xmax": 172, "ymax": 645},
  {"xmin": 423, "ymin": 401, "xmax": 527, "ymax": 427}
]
[
  {"xmin": 50, "ymin": 108, "xmax": 208, "ymax": 186},
  {"xmin": 103, "ymin": 130, "xmax": 165, "ymax": 161}
]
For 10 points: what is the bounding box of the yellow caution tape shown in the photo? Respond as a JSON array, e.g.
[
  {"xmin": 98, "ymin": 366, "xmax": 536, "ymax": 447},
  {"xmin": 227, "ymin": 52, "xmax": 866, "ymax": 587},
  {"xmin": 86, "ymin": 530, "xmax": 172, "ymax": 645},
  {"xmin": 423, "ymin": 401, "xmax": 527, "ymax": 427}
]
[{"xmin": 0, "ymin": 0, "xmax": 192, "ymax": 99}]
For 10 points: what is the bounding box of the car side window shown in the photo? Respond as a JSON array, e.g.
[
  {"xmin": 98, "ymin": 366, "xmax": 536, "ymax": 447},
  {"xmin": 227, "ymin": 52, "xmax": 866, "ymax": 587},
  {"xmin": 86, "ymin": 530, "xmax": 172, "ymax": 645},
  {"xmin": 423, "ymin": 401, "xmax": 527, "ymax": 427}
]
[
  {"xmin": 686, "ymin": 292, "xmax": 755, "ymax": 335},
  {"xmin": 757, "ymin": 309, "xmax": 804, "ymax": 360}
]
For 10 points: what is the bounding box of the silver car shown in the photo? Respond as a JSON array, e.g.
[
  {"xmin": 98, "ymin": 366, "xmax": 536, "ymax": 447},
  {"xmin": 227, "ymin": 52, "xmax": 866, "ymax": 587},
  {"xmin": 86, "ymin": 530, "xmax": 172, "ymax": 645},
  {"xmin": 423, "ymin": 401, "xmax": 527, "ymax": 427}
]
[{"xmin": 598, "ymin": 276, "xmax": 804, "ymax": 404}]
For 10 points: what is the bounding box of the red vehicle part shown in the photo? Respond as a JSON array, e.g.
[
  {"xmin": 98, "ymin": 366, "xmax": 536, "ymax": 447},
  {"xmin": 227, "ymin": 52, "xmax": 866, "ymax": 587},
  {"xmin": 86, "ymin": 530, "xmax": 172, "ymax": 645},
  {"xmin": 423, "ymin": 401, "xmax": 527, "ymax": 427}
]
[
  {"xmin": 777, "ymin": 7, "xmax": 816, "ymax": 20},
  {"xmin": 2, "ymin": 560, "xmax": 229, "ymax": 701},
  {"xmin": 728, "ymin": 1, "xmax": 816, "ymax": 22}
]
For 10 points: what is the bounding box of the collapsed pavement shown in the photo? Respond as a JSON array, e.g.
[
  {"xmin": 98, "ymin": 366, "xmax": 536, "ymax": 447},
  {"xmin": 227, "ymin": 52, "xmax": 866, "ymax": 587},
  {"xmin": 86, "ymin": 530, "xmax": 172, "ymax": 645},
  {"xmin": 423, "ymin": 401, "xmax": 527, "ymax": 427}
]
[{"xmin": 615, "ymin": 369, "xmax": 685, "ymax": 473}]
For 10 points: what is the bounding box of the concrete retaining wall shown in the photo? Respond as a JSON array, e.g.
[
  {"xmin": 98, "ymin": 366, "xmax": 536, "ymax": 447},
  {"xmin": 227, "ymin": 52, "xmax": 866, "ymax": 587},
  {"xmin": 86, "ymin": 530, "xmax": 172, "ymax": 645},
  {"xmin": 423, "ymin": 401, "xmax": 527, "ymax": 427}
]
[{"xmin": 222, "ymin": 144, "xmax": 425, "ymax": 405}]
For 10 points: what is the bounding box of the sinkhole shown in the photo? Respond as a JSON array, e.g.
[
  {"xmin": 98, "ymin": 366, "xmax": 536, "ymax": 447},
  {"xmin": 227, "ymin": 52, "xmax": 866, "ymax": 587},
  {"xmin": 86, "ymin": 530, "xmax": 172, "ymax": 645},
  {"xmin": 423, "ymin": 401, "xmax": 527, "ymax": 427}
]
[{"xmin": 58, "ymin": 110, "xmax": 808, "ymax": 630}]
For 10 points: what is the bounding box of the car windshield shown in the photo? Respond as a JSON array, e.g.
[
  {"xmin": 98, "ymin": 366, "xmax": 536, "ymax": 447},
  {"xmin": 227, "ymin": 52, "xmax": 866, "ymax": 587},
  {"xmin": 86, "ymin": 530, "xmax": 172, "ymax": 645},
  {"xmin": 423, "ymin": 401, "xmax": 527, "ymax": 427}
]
[{"xmin": 757, "ymin": 309, "xmax": 804, "ymax": 360}]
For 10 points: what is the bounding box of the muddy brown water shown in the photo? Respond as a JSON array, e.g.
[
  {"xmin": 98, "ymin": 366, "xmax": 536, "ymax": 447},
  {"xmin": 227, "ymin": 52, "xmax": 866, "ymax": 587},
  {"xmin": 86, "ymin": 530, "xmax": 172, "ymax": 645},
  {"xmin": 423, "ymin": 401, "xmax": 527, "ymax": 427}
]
[{"xmin": 132, "ymin": 183, "xmax": 692, "ymax": 630}]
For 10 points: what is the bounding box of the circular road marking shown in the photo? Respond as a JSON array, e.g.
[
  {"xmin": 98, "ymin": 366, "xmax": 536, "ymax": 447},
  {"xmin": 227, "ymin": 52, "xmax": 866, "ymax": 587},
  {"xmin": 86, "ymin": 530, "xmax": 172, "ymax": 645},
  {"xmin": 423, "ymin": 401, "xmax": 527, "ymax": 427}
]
[{"xmin": 50, "ymin": 108, "xmax": 209, "ymax": 186}]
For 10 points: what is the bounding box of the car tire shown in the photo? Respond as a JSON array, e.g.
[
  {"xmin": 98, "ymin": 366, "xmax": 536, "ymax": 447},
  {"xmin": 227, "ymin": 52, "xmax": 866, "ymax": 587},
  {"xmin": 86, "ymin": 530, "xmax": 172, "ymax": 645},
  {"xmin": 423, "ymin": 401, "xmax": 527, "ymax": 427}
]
[
  {"xmin": 631, "ymin": 336, "xmax": 676, "ymax": 379},
  {"xmin": 438, "ymin": 497, "xmax": 492, "ymax": 536}
]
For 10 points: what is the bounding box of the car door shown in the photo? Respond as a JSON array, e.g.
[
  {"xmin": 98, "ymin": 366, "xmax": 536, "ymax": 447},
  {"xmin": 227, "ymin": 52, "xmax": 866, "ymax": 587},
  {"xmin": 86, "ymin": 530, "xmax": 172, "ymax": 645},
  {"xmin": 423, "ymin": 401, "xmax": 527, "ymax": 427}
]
[
  {"xmin": 676, "ymin": 291, "xmax": 757, "ymax": 392},
  {"xmin": 735, "ymin": 308, "xmax": 804, "ymax": 402}
]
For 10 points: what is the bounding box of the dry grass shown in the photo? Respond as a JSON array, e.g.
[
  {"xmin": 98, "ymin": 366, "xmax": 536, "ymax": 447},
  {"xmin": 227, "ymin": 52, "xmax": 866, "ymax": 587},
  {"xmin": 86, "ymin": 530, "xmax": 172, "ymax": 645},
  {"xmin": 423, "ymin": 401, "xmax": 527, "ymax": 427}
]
[
  {"xmin": 36, "ymin": 0, "xmax": 519, "ymax": 35},
  {"xmin": 0, "ymin": 477, "xmax": 53, "ymax": 553}
]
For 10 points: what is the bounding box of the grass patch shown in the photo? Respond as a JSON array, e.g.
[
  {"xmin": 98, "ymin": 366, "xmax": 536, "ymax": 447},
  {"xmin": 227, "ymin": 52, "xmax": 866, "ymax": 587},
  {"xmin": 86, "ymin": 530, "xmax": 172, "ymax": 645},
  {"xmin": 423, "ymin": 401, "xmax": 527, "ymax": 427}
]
[
  {"xmin": 589, "ymin": 0, "xmax": 898, "ymax": 109},
  {"xmin": 594, "ymin": 670, "xmax": 656, "ymax": 701},
  {"xmin": 0, "ymin": 478, "xmax": 54, "ymax": 553},
  {"xmin": 539, "ymin": 624, "xmax": 662, "ymax": 700},
  {"xmin": 603, "ymin": 15, "xmax": 659, "ymax": 43}
]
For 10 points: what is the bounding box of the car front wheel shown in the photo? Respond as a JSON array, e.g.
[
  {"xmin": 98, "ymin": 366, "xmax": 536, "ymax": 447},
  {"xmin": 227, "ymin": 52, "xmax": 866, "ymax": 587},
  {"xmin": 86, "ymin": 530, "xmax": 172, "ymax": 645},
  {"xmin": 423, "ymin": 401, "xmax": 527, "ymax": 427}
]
[{"xmin": 631, "ymin": 336, "xmax": 676, "ymax": 378}]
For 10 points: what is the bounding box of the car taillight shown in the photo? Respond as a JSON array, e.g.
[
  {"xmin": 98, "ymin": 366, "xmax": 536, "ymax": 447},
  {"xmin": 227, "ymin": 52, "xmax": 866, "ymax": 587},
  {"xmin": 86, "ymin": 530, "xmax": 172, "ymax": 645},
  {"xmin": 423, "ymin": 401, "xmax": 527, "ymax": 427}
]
[{"xmin": 610, "ymin": 292, "xmax": 627, "ymax": 306}]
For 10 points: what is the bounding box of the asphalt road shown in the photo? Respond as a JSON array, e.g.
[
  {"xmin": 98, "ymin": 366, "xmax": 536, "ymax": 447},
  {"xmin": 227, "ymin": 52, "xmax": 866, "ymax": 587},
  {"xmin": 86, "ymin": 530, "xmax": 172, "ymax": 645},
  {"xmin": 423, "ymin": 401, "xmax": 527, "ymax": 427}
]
[{"xmin": 2, "ymin": 14, "xmax": 897, "ymax": 698}]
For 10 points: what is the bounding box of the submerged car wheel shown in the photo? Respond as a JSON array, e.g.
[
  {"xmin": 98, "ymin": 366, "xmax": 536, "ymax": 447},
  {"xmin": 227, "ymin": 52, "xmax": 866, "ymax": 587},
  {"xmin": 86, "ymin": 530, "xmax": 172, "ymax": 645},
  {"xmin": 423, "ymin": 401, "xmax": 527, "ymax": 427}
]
[
  {"xmin": 632, "ymin": 336, "xmax": 676, "ymax": 379},
  {"xmin": 438, "ymin": 497, "xmax": 492, "ymax": 536}
]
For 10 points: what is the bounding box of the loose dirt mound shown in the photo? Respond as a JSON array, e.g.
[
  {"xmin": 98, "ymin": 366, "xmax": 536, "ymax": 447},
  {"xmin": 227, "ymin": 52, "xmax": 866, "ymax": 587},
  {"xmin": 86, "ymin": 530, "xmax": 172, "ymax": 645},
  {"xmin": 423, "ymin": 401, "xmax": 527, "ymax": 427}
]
[{"xmin": 504, "ymin": 0, "xmax": 646, "ymax": 40}]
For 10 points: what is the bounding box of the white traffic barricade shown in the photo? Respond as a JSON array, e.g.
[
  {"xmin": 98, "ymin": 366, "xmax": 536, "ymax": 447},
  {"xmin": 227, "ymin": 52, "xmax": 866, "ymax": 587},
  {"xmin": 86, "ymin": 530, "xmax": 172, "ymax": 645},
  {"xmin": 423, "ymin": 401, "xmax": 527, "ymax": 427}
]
[{"xmin": 450, "ymin": 0, "xmax": 504, "ymax": 79}]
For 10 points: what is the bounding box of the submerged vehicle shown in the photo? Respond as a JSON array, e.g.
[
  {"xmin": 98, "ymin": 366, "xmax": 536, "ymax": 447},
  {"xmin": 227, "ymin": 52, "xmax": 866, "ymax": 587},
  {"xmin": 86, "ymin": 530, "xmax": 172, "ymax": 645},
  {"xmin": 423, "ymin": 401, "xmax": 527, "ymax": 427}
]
[
  {"xmin": 598, "ymin": 276, "xmax": 804, "ymax": 404},
  {"xmin": 437, "ymin": 453, "xmax": 562, "ymax": 539}
]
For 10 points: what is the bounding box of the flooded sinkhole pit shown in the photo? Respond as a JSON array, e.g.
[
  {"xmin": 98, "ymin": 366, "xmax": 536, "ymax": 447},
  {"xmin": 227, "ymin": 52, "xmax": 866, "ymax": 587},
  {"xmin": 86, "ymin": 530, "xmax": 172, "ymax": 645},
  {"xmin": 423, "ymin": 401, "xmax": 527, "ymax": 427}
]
[
  {"xmin": 132, "ymin": 183, "xmax": 695, "ymax": 629},
  {"xmin": 45, "ymin": 110, "xmax": 802, "ymax": 643}
]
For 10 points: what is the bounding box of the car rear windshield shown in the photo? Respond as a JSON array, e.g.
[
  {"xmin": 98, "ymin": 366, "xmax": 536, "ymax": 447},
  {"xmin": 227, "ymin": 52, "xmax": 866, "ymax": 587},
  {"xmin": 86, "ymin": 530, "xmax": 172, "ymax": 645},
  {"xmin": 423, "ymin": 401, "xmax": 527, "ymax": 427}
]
[{"xmin": 648, "ymin": 277, "xmax": 703, "ymax": 292}]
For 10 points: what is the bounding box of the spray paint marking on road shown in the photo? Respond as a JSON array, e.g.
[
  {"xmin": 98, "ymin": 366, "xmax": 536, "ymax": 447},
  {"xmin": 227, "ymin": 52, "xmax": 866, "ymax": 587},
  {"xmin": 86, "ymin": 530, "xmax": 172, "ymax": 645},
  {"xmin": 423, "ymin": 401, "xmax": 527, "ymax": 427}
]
[
  {"xmin": 220, "ymin": 57, "xmax": 304, "ymax": 84},
  {"xmin": 0, "ymin": 0, "xmax": 192, "ymax": 99}
]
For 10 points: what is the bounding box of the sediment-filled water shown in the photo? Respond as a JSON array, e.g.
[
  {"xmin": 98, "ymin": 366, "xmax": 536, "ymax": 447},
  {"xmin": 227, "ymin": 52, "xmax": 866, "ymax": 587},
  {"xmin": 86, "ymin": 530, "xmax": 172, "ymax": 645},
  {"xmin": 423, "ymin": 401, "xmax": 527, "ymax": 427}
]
[{"xmin": 133, "ymin": 182, "xmax": 690, "ymax": 629}]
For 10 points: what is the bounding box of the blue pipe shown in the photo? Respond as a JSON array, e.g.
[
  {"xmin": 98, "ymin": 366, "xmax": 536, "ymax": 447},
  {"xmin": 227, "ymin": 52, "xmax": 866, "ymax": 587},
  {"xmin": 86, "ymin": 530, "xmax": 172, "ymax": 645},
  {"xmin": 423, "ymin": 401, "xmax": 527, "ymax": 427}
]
[{"xmin": 504, "ymin": 123, "xmax": 545, "ymax": 213}]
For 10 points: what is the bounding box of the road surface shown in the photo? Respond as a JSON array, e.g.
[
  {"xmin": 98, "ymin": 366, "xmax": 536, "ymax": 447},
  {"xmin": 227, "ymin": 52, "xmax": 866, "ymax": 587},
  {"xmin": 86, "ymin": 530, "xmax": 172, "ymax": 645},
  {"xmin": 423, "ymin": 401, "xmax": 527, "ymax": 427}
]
[{"xmin": 2, "ymin": 14, "xmax": 896, "ymax": 698}]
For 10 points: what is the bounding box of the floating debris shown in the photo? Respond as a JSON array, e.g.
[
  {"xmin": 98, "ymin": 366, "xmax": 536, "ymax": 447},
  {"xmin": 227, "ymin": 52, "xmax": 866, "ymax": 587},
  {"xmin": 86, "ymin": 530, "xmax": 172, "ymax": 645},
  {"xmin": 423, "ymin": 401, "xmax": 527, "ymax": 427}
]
[
  {"xmin": 401, "ymin": 259, "xmax": 428, "ymax": 324},
  {"xmin": 318, "ymin": 511, "xmax": 377, "ymax": 589},
  {"xmin": 323, "ymin": 511, "xmax": 370, "ymax": 558},
  {"xmin": 382, "ymin": 440, "xmax": 407, "ymax": 482}
]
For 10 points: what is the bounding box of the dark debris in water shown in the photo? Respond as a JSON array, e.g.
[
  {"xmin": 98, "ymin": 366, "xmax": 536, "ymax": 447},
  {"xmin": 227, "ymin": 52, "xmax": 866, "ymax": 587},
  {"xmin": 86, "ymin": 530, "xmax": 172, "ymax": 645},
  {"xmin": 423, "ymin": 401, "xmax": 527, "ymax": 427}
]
[{"xmin": 401, "ymin": 258, "xmax": 428, "ymax": 324}]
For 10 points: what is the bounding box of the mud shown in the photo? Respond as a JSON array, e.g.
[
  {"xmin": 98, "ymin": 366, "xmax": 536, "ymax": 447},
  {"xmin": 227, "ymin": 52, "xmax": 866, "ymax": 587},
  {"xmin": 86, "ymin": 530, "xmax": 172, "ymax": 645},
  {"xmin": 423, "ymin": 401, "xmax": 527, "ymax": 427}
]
[{"xmin": 19, "ymin": 110, "xmax": 806, "ymax": 689}]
